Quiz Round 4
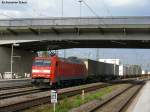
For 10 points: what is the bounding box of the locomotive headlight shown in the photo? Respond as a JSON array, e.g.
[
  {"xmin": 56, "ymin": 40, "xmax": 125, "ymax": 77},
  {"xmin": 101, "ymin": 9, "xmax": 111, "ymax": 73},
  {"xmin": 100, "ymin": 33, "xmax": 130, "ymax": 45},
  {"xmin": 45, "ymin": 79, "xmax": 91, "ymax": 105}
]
[
  {"xmin": 32, "ymin": 69, "xmax": 39, "ymax": 73},
  {"xmin": 43, "ymin": 70, "xmax": 51, "ymax": 74},
  {"xmin": 32, "ymin": 69, "xmax": 51, "ymax": 74}
]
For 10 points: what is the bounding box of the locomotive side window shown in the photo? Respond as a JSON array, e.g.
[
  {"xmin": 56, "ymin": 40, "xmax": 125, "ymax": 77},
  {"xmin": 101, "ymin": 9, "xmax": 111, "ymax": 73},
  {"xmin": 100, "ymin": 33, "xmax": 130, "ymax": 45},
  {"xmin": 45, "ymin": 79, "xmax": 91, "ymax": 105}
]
[{"xmin": 33, "ymin": 60, "xmax": 51, "ymax": 66}]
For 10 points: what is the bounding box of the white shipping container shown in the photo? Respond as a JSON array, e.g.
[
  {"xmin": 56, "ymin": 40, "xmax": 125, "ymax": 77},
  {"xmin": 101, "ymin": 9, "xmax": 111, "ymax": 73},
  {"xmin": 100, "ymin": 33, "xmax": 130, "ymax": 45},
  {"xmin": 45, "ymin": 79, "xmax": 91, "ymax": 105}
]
[
  {"xmin": 119, "ymin": 65, "xmax": 123, "ymax": 76},
  {"xmin": 119, "ymin": 65, "xmax": 128, "ymax": 76},
  {"xmin": 99, "ymin": 59, "xmax": 120, "ymax": 65},
  {"xmin": 142, "ymin": 70, "xmax": 145, "ymax": 74}
]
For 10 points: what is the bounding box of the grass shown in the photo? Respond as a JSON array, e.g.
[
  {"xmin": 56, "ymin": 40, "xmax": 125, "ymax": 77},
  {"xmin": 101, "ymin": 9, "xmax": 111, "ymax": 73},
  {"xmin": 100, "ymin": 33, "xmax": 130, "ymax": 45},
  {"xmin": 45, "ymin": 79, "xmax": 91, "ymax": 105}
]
[{"xmin": 24, "ymin": 85, "xmax": 121, "ymax": 112}]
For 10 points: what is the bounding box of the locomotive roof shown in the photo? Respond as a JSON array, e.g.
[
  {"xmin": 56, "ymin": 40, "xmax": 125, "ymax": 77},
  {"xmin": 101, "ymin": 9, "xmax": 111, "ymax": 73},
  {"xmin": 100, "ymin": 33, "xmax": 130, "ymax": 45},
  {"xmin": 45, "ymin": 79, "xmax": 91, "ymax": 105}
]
[{"xmin": 34, "ymin": 56, "xmax": 86, "ymax": 64}]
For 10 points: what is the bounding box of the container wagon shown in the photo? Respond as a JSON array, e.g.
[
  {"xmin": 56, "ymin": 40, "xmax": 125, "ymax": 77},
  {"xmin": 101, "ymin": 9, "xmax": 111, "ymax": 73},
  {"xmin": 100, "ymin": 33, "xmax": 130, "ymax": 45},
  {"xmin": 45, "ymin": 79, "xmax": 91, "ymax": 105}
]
[
  {"xmin": 82, "ymin": 59, "xmax": 119, "ymax": 81},
  {"xmin": 119, "ymin": 65, "xmax": 142, "ymax": 78}
]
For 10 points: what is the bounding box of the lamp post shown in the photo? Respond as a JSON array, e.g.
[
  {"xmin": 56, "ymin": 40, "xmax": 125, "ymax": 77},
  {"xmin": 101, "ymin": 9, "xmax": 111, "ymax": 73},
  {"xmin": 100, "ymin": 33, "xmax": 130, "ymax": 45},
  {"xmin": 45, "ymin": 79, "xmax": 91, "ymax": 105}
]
[
  {"xmin": 79, "ymin": 0, "xmax": 82, "ymax": 18},
  {"xmin": 61, "ymin": 0, "xmax": 63, "ymax": 17},
  {"xmin": 10, "ymin": 43, "xmax": 19, "ymax": 76}
]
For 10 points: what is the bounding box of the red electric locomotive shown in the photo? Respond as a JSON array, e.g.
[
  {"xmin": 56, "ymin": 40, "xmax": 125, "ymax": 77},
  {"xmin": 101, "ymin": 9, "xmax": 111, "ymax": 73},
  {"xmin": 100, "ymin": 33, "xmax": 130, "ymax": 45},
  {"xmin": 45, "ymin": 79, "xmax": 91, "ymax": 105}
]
[{"xmin": 31, "ymin": 55, "xmax": 87, "ymax": 87}]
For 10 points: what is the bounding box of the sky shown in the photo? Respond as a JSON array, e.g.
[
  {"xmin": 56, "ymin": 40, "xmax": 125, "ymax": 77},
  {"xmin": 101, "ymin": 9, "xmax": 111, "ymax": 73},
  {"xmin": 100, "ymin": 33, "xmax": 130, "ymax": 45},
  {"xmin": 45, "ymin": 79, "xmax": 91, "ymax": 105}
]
[
  {"xmin": 0, "ymin": 0, "xmax": 150, "ymax": 18},
  {"xmin": 57, "ymin": 48, "xmax": 150, "ymax": 70},
  {"xmin": 0, "ymin": 0, "xmax": 150, "ymax": 70}
]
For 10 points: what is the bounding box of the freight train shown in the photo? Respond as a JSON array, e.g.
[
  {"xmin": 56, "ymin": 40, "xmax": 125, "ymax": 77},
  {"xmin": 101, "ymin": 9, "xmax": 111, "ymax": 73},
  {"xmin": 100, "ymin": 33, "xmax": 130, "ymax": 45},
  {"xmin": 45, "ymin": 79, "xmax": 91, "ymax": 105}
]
[
  {"xmin": 31, "ymin": 55, "xmax": 119, "ymax": 88},
  {"xmin": 119, "ymin": 65, "xmax": 142, "ymax": 78}
]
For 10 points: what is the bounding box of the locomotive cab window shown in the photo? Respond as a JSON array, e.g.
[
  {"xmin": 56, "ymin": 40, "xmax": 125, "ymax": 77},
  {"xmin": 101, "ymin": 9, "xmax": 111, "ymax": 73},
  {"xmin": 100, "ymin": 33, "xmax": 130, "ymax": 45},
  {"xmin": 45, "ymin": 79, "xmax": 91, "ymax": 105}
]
[{"xmin": 33, "ymin": 60, "xmax": 51, "ymax": 66}]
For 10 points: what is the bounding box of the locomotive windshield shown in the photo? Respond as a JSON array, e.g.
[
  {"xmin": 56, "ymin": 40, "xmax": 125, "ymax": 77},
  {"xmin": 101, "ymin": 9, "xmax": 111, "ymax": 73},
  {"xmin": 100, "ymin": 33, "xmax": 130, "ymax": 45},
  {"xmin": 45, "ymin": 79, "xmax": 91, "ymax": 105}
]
[{"xmin": 33, "ymin": 60, "xmax": 51, "ymax": 66}]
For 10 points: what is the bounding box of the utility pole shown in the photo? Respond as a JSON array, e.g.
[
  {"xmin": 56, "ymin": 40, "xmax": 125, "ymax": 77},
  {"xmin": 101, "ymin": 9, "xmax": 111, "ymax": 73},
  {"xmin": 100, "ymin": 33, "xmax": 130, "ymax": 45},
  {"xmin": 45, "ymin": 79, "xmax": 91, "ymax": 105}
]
[
  {"xmin": 61, "ymin": 0, "xmax": 64, "ymax": 17},
  {"xmin": 61, "ymin": 0, "xmax": 66, "ymax": 58},
  {"xmin": 79, "ymin": 0, "xmax": 82, "ymax": 17},
  {"xmin": 96, "ymin": 48, "xmax": 99, "ymax": 61},
  {"xmin": 10, "ymin": 43, "xmax": 19, "ymax": 77},
  {"xmin": 10, "ymin": 44, "xmax": 14, "ymax": 77}
]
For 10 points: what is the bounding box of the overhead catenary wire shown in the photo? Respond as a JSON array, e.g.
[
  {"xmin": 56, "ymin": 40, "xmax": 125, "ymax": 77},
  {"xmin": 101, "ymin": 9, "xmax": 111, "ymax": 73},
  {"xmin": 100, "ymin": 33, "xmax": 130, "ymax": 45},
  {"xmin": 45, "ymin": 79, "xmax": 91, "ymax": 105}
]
[
  {"xmin": 101, "ymin": 0, "xmax": 113, "ymax": 17},
  {"xmin": 0, "ymin": 13, "xmax": 16, "ymax": 19},
  {"xmin": 76, "ymin": 0, "xmax": 109, "ymax": 60},
  {"xmin": 27, "ymin": 4, "xmax": 49, "ymax": 18},
  {"xmin": 101, "ymin": 0, "xmax": 115, "ymax": 24},
  {"xmin": 82, "ymin": 0, "xmax": 100, "ymax": 18},
  {"xmin": 76, "ymin": 0, "xmax": 107, "ymax": 26},
  {"xmin": 94, "ymin": 0, "xmax": 127, "ymax": 41},
  {"xmin": 93, "ymin": 0, "xmax": 115, "ymax": 27}
]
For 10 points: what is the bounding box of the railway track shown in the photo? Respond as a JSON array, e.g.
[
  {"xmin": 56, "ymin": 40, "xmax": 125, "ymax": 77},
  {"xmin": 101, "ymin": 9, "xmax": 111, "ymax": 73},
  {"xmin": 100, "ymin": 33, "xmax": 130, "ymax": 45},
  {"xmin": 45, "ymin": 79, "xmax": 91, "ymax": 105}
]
[
  {"xmin": 0, "ymin": 85, "xmax": 33, "ymax": 91},
  {"xmin": 0, "ymin": 82, "xmax": 110, "ymax": 112},
  {"xmin": 0, "ymin": 87, "xmax": 46, "ymax": 100},
  {"xmin": 70, "ymin": 80, "xmax": 145, "ymax": 112},
  {"xmin": 92, "ymin": 83, "xmax": 143, "ymax": 112},
  {"xmin": 0, "ymin": 79, "xmax": 146, "ymax": 112}
]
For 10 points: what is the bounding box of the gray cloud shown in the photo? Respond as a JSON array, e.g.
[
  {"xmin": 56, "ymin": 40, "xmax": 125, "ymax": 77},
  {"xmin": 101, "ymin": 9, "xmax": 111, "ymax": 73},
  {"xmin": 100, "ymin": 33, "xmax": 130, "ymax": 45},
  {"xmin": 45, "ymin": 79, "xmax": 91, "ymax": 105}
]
[{"xmin": 0, "ymin": 0, "xmax": 150, "ymax": 18}]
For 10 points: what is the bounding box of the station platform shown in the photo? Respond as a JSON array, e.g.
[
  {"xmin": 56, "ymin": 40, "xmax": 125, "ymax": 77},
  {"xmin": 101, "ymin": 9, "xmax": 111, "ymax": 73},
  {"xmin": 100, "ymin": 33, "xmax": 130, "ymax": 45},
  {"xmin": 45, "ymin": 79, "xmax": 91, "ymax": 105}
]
[
  {"xmin": 0, "ymin": 78, "xmax": 31, "ymax": 88},
  {"xmin": 128, "ymin": 80, "xmax": 150, "ymax": 112},
  {"xmin": 0, "ymin": 78, "xmax": 30, "ymax": 82}
]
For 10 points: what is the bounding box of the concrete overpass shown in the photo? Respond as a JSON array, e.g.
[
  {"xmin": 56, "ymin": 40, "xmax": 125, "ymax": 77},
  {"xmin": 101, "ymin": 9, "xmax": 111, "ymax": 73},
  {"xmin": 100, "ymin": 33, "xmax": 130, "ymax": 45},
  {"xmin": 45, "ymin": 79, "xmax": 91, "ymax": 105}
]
[{"xmin": 1, "ymin": 17, "xmax": 150, "ymax": 50}]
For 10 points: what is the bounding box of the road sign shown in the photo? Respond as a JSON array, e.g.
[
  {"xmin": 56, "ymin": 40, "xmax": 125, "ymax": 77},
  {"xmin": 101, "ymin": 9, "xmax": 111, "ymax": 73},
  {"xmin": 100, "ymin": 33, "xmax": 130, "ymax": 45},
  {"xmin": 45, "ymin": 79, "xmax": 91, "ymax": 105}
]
[
  {"xmin": 51, "ymin": 90, "xmax": 57, "ymax": 112},
  {"xmin": 51, "ymin": 90, "xmax": 57, "ymax": 103}
]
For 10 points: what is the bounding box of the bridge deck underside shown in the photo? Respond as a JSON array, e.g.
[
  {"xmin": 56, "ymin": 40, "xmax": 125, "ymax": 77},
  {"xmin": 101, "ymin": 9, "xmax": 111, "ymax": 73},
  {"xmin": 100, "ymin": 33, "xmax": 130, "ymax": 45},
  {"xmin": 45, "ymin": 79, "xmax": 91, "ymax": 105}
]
[{"xmin": 2, "ymin": 40, "xmax": 150, "ymax": 51}]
